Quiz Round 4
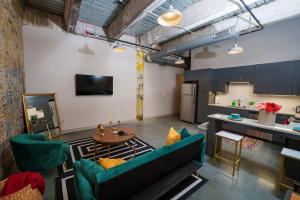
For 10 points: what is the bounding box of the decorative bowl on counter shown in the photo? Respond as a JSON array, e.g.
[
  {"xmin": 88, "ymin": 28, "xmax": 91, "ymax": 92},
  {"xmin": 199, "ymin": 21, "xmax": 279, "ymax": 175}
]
[{"xmin": 293, "ymin": 127, "xmax": 300, "ymax": 132}]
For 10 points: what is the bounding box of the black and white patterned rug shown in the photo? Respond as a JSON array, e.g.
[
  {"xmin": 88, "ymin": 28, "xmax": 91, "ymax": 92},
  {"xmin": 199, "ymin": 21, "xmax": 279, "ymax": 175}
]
[
  {"xmin": 55, "ymin": 136, "xmax": 207, "ymax": 200},
  {"xmin": 57, "ymin": 136, "xmax": 154, "ymax": 175}
]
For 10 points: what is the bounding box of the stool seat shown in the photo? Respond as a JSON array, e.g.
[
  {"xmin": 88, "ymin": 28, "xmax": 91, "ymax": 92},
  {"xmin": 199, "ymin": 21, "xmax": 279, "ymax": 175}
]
[
  {"xmin": 216, "ymin": 131, "xmax": 243, "ymax": 142},
  {"xmin": 281, "ymin": 148, "xmax": 300, "ymax": 161}
]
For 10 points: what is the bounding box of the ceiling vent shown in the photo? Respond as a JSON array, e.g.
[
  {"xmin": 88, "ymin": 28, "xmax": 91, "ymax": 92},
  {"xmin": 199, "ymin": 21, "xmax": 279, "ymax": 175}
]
[{"xmin": 213, "ymin": 28, "xmax": 233, "ymax": 39}]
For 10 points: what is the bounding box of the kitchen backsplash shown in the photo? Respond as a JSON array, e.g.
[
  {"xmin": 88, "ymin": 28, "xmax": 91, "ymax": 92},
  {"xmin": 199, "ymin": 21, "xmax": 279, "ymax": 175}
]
[{"xmin": 215, "ymin": 84, "xmax": 300, "ymax": 114}]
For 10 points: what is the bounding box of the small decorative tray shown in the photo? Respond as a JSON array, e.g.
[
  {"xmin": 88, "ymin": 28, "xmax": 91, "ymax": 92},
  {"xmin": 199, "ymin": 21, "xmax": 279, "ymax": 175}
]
[
  {"xmin": 293, "ymin": 127, "xmax": 300, "ymax": 132},
  {"xmin": 228, "ymin": 116, "xmax": 243, "ymax": 121}
]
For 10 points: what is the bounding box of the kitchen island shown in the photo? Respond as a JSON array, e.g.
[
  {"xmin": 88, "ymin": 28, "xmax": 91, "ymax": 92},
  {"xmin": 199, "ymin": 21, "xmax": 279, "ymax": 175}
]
[{"xmin": 207, "ymin": 113, "xmax": 300, "ymax": 182}]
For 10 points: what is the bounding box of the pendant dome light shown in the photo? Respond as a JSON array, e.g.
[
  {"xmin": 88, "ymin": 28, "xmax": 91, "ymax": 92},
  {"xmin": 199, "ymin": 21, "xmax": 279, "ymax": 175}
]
[
  {"xmin": 227, "ymin": 16, "xmax": 244, "ymax": 55},
  {"xmin": 112, "ymin": 42, "xmax": 126, "ymax": 53},
  {"xmin": 227, "ymin": 42, "xmax": 244, "ymax": 55},
  {"xmin": 175, "ymin": 57, "xmax": 185, "ymax": 64},
  {"xmin": 157, "ymin": 0, "xmax": 182, "ymax": 27}
]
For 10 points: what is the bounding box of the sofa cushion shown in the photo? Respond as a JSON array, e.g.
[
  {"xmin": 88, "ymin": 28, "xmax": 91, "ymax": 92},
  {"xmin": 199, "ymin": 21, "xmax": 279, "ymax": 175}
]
[
  {"xmin": 80, "ymin": 159, "xmax": 105, "ymax": 185},
  {"xmin": 180, "ymin": 128, "xmax": 191, "ymax": 139},
  {"xmin": 166, "ymin": 127, "xmax": 181, "ymax": 145},
  {"xmin": 98, "ymin": 158, "xmax": 126, "ymax": 170}
]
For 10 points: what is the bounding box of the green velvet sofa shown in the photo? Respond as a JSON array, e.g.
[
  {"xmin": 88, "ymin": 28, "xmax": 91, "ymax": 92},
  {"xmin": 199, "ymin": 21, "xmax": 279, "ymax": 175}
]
[
  {"xmin": 74, "ymin": 133, "xmax": 205, "ymax": 200},
  {"xmin": 10, "ymin": 134, "xmax": 70, "ymax": 171}
]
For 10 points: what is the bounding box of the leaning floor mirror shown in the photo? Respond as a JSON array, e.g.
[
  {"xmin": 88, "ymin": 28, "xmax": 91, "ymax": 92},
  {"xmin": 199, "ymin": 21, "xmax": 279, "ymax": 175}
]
[{"xmin": 22, "ymin": 93, "xmax": 62, "ymax": 139}]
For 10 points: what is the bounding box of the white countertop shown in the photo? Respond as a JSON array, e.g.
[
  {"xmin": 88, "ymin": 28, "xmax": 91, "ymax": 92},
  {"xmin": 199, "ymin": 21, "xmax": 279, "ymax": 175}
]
[
  {"xmin": 208, "ymin": 104, "xmax": 296, "ymax": 116},
  {"xmin": 208, "ymin": 113, "xmax": 300, "ymax": 137}
]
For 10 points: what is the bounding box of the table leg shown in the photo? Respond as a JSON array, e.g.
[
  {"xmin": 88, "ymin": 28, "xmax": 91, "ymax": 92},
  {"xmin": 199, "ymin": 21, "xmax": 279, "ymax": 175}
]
[
  {"xmin": 107, "ymin": 145, "xmax": 111, "ymax": 158},
  {"xmin": 93, "ymin": 142, "xmax": 98, "ymax": 161},
  {"xmin": 124, "ymin": 140, "xmax": 136, "ymax": 160}
]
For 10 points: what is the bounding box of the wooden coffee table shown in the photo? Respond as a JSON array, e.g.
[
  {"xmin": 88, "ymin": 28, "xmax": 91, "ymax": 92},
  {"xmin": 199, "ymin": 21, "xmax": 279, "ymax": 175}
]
[{"xmin": 92, "ymin": 127, "xmax": 136, "ymax": 160}]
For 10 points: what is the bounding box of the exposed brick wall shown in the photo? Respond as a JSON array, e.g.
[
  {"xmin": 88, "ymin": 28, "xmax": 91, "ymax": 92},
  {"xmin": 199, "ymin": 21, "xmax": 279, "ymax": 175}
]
[{"xmin": 0, "ymin": 0, "xmax": 24, "ymax": 178}]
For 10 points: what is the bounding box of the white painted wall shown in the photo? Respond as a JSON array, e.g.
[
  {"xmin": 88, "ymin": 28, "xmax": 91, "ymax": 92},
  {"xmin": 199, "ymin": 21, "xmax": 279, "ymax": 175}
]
[
  {"xmin": 191, "ymin": 17, "xmax": 300, "ymax": 69},
  {"xmin": 23, "ymin": 26, "xmax": 183, "ymax": 132}
]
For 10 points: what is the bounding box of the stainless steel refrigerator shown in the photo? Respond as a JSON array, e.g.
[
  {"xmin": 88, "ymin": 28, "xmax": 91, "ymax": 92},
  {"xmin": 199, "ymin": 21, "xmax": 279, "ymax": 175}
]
[{"xmin": 180, "ymin": 83, "xmax": 197, "ymax": 123}]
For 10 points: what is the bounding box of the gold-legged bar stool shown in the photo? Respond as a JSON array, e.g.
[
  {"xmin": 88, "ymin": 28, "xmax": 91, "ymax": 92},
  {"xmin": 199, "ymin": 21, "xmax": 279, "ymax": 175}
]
[
  {"xmin": 279, "ymin": 148, "xmax": 300, "ymax": 190},
  {"xmin": 214, "ymin": 131, "xmax": 243, "ymax": 176}
]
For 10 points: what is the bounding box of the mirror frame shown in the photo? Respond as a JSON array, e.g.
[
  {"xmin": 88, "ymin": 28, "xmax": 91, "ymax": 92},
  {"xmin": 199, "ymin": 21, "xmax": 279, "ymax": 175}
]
[{"xmin": 22, "ymin": 93, "xmax": 62, "ymax": 135}]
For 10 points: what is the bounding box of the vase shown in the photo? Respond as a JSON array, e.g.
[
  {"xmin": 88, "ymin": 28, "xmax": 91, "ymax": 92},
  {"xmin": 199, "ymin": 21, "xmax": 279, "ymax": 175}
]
[{"xmin": 258, "ymin": 110, "xmax": 276, "ymax": 126}]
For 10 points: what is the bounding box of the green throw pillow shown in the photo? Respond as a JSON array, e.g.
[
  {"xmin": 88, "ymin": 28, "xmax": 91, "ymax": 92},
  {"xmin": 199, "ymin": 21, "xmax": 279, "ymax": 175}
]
[
  {"xmin": 180, "ymin": 128, "xmax": 191, "ymax": 139},
  {"xmin": 80, "ymin": 159, "xmax": 105, "ymax": 185}
]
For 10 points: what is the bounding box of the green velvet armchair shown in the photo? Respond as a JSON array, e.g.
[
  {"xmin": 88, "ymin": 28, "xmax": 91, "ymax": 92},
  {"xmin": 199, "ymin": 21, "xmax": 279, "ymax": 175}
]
[{"xmin": 10, "ymin": 134, "xmax": 70, "ymax": 172}]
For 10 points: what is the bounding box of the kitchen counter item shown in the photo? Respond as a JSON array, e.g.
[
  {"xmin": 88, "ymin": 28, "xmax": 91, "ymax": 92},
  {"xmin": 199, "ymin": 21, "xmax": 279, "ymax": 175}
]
[
  {"xmin": 258, "ymin": 110, "xmax": 276, "ymax": 126},
  {"xmin": 296, "ymin": 106, "xmax": 300, "ymax": 113},
  {"xmin": 293, "ymin": 127, "xmax": 300, "ymax": 132}
]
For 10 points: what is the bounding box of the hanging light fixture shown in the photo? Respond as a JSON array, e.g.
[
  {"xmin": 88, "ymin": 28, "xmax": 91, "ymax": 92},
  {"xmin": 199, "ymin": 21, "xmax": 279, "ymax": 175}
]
[
  {"xmin": 175, "ymin": 57, "xmax": 185, "ymax": 64},
  {"xmin": 157, "ymin": 0, "xmax": 182, "ymax": 27},
  {"xmin": 227, "ymin": 16, "xmax": 244, "ymax": 55},
  {"xmin": 112, "ymin": 42, "xmax": 126, "ymax": 53},
  {"xmin": 227, "ymin": 42, "xmax": 244, "ymax": 55}
]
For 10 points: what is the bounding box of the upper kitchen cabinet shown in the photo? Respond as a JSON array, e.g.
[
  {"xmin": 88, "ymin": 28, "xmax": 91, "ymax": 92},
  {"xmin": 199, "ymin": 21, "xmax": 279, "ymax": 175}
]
[
  {"xmin": 226, "ymin": 66, "xmax": 255, "ymax": 82},
  {"xmin": 293, "ymin": 60, "xmax": 300, "ymax": 95},
  {"xmin": 272, "ymin": 61, "xmax": 294, "ymax": 95},
  {"xmin": 184, "ymin": 70, "xmax": 202, "ymax": 82},
  {"xmin": 212, "ymin": 68, "xmax": 228, "ymax": 93},
  {"xmin": 184, "ymin": 69, "xmax": 213, "ymax": 92},
  {"xmin": 253, "ymin": 63, "xmax": 275, "ymax": 94},
  {"xmin": 254, "ymin": 61, "xmax": 294, "ymax": 95}
]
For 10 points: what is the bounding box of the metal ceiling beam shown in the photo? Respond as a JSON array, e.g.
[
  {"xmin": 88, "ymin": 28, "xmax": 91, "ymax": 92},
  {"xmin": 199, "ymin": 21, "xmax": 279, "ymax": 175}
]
[
  {"xmin": 64, "ymin": 0, "xmax": 82, "ymax": 32},
  {"xmin": 103, "ymin": 0, "xmax": 155, "ymax": 40}
]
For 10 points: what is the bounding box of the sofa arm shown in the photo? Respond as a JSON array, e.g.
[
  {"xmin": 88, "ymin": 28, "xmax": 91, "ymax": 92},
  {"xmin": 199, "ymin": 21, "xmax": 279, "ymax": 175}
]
[
  {"xmin": 194, "ymin": 134, "xmax": 206, "ymax": 165},
  {"xmin": 73, "ymin": 161, "xmax": 96, "ymax": 200}
]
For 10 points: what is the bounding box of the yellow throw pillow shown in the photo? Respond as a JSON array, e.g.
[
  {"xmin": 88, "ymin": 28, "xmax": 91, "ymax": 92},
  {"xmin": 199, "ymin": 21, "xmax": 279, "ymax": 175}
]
[
  {"xmin": 166, "ymin": 127, "xmax": 181, "ymax": 145},
  {"xmin": 98, "ymin": 158, "xmax": 126, "ymax": 169}
]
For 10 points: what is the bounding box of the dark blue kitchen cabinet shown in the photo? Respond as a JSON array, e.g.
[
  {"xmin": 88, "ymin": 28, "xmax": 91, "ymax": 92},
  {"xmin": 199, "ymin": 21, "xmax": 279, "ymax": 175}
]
[
  {"xmin": 254, "ymin": 61, "xmax": 295, "ymax": 95},
  {"xmin": 212, "ymin": 68, "xmax": 228, "ymax": 93},
  {"xmin": 253, "ymin": 63, "xmax": 275, "ymax": 94},
  {"xmin": 272, "ymin": 61, "xmax": 294, "ymax": 95},
  {"xmin": 184, "ymin": 70, "xmax": 203, "ymax": 82},
  {"xmin": 293, "ymin": 60, "xmax": 300, "ymax": 95},
  {"xmin": 226, "ymin": 66, "xmax": 255, "ymax": 82}
]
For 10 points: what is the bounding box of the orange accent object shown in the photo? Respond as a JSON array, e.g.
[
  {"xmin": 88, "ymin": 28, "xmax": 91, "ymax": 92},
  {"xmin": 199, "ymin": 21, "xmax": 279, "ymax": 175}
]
[
  {"xmin": 98, "ymin": 158, "xmax": 126, "ymax": 170},
  {"xmin": 165, "ymin": 127, "xmax": 181, "ymax": 145},
  {"xmin": 291, "ymin": 192, "xmax": 300, "ymax": 200}
]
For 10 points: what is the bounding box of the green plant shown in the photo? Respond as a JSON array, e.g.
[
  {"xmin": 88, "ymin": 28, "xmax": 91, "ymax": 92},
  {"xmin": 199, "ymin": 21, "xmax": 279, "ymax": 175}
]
[{"xmin": 248, "ymin": 101, "xmax": 255, "ymax": 106}]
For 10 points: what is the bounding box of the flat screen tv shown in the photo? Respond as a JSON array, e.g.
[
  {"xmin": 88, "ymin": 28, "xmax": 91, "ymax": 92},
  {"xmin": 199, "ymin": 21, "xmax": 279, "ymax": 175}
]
[{"xmin": 75, "ymin": 74, "xmax": 113, "ymax": 95}]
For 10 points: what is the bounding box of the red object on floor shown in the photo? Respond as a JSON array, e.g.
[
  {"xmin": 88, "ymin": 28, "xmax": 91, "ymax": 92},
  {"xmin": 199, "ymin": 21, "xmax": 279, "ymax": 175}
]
[{"xmin": 0, "ymin": 172, "xmax": 45, "ymax": 197}]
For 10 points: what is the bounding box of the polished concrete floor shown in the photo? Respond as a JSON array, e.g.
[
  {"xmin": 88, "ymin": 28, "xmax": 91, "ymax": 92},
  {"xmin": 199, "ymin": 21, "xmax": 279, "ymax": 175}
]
[{"xmin": 43, "ymin": 115, "xmax": 284, "ymax": 200}]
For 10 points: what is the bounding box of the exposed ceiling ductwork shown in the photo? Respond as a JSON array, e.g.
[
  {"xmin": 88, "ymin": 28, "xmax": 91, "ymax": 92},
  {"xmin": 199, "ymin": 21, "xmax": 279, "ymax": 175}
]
[{"xmin": 144, "ymin": 0, "xmax": 300, "ymax": 67}]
